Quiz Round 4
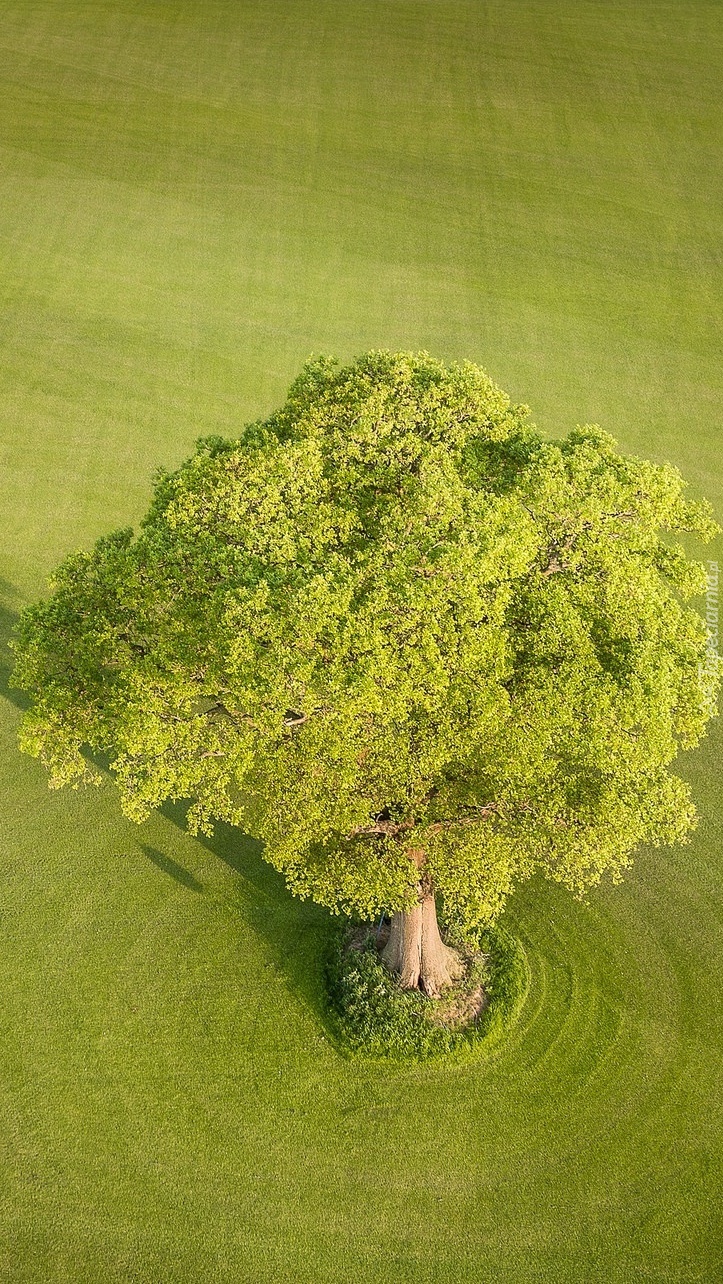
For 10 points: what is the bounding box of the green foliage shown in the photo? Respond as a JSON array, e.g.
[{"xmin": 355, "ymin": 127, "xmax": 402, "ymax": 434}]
[
  {"xmin": 12, "ymin": 351, "xmax": 720, "ymax": 929},
  {"xmin": 325, "ymin": 921, "xmax": 528, "ymax": 1060},
  {"xmin": 327, "ymin": 929, "xmax": 449, "ymax": 1059}
]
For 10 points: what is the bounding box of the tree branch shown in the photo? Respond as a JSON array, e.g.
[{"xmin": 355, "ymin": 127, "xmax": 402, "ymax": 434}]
[
  {"xmin": 346, "ymin": 817, "xmax": 417, "ymax": 840},
  {"xmin": 345, "ymin": 801, "xmax": 499, "ymax": 842},
  {"xmin": 426, "ymin": 803, "xmax": 500, "ymax": 834},
  {"xmin": 282, "ymin": 710, "xmax": 308, "ymax": 727},
  {"xmin": 539, "ymin": 532, "xmax": 577, "ymax": 578},
  {"xmin": 198, "ymin": 701, "xmax": 256, "ymax": 730}
]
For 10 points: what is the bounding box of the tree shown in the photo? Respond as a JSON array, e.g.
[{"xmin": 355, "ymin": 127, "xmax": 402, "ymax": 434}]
[{"xmin": 12, "ymin": 351, "xmax": 720, "ymax": 996}]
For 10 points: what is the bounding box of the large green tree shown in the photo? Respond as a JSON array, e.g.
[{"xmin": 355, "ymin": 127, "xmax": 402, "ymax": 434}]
[{"xmin": 12, "ymin": 352, "xmax": 719, "ymax": 995}]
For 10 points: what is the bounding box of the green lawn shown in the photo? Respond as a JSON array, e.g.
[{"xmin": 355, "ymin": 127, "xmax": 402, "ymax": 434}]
[{"xmin": 1, "ymin": 2, "xmax": 722, "ymax": 1280}]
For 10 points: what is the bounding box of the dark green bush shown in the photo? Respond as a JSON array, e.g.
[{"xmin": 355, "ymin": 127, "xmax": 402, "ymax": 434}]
[{"xmin": 325, "ymin": 921, "xmax": 528, "ymax": 1061}]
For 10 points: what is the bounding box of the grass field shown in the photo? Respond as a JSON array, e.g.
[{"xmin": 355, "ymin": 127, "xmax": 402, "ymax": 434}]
[{"xmin": 1, "ymin": 2, "xmax": 722, "ymax": 1280}]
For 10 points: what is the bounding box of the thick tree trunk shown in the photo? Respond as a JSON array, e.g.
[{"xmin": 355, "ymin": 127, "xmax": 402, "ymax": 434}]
[{"xmin": 381, "ymin": 892, "xmax": 464, "ymax": 998}]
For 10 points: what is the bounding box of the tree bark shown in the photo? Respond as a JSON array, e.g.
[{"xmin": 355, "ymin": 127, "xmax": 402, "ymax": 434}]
[{"xmin": 381, "ymin": 891, "xmax": 464, "ymax": 998}]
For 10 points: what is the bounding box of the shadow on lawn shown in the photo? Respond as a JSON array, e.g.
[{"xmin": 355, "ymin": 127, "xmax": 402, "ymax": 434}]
[
  {"xmin": 141, "ymin": 843, "xmax": 204, "ymax": 893},
  {"xmin": 0, "ymin": 581, "xmax": 337, "ymax": 1034},
  {"xmin": 161, "ymin": 797, "xmax": 337, "ymax": 1035},
  {"xmin": 0, "ymin": 586, "xmax": 29, "ymax": 713},
  {"xmin": 85, "ymin": 760, "xmax": 331, "ymax": 1028}
]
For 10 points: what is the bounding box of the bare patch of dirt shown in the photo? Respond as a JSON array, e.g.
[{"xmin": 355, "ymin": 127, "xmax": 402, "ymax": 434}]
[{"xmin": 426, "ymin": 960, "xmax": 488, "ymax": 1029}]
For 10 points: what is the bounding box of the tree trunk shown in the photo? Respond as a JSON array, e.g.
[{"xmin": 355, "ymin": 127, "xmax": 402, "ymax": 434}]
[{"xmin": 381, "ymin": 891, "xmax": 464, "ymax": 998}]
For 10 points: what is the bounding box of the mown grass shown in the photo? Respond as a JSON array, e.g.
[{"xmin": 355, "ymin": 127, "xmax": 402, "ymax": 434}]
[{"xmin": 1, "ymin": 2, "xmax": 722, "ymax": 1280}]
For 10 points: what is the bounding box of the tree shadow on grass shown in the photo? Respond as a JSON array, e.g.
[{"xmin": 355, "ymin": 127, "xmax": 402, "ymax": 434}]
[
  {"xmin": 160, "ymin": 798, "xmax": 338, "ymax": 1037},
  {"xmin": 0, "ymin": 581, "xmax": 338, "ymax": 1037},
  {"xmin": 66, "ymin": 745, "xmax": 331, "ymax": 1029},
  {"xmin": 141, "ymin": 843, "xmax": 204, "ymax": 892},
  {"xmin": 0, "ymin": 586, "xmax": 29, "ymax": 713}
]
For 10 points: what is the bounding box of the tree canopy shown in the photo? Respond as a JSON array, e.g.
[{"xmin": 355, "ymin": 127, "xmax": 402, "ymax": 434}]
[{"xmin": 12, "ymin": 351, "xmax": 720, "ymax": 931}]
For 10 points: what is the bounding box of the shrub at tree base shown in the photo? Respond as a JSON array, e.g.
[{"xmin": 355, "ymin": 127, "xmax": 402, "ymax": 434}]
[{"xmin": 326, "ymin": 921, "xmax": 529, "ymax": 1060}]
